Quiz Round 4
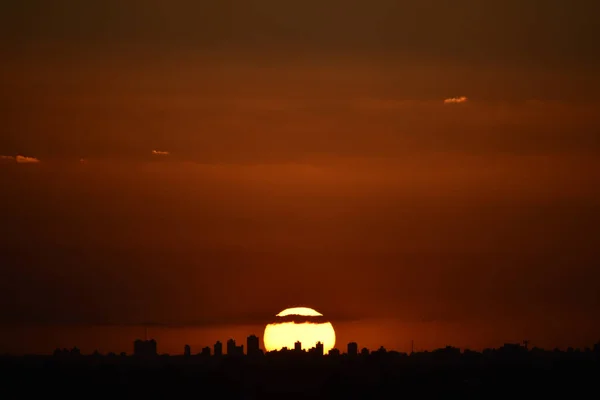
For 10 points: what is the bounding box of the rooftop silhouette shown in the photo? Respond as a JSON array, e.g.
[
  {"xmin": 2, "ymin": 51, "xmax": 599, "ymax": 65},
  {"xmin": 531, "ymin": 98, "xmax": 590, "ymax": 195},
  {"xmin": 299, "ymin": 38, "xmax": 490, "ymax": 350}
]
[{"xmin": 2, "ymin": 334, "xmax": 599, "ymax": 397}]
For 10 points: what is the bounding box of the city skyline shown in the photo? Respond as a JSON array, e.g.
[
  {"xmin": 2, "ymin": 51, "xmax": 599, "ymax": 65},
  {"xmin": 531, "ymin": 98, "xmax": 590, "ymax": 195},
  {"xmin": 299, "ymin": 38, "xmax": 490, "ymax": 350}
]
[
  {"xmin": 17, "ymin": 326, "xmax": 599, "ymax": 358},
  {"xmin": 5, "ymin": 317, "xmax": 599, "ymax": 356},
  {"xmin": 7, "ymin": 335, "xmax": 598, "ymax": 397},
  {"xmin": 40, "ymin": 333, "xmax": 600, "ymax": 358}
]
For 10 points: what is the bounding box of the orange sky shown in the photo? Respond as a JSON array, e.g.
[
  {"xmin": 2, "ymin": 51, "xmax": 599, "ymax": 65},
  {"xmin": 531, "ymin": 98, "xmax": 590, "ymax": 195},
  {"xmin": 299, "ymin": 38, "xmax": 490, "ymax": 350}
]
[{"xmin": 1, "ymin": 0, "xmax": 599, "ymax": 353}]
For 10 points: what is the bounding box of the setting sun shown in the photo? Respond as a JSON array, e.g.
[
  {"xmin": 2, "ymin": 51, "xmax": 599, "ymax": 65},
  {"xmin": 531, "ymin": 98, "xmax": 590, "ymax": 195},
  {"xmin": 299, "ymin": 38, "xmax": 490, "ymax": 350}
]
[{"xmin": 263, "ymin": 307, "xmax": 336, "ymax": 353}]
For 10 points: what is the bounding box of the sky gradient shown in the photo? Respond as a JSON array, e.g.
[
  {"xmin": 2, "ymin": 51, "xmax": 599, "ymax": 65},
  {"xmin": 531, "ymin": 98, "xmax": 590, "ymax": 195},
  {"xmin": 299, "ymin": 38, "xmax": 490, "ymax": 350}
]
[{"xmin": 1, "ymin": 1, "xmax": 599, "ymax": 353}]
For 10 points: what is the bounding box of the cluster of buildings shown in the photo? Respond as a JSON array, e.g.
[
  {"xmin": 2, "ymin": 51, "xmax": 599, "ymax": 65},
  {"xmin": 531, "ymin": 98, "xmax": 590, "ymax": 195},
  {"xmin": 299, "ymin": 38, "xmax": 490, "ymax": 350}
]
[
  {"xmin": 133, "ymin": 335, "xmax": 367, "ymax": 358},
  {"xmin": 53, "ymin": 338, "xmax": 600, "ymax": 359}
]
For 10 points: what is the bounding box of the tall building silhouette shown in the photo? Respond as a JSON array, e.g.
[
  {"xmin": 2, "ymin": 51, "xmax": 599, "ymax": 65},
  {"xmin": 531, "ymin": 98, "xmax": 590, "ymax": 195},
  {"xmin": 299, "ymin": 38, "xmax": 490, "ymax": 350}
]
[
  {"xmin": 295, "ymin": 341, "xmax": 302, "ymax": 352},
  {"xmin": 227, "ymin": 338, "xmax": 244, "ymax": 356},
  {"xmin": 316, "ymin": 342, "xmax": 324, "ymax": 355},
  {"xmin": 227, "ymin": 339, "xmax": 235, "ymax": 355},
  {"xmin": 184, "ymin": 344, "xmax": 191, "ymax": 356},
  {"xmin": 247, "ymin": 335, "xmax": 260, "ymax": 357},
  {"xmin": 348, "ymin": 342, "xmax": 358, "ymax": 356},
  {"xmin": 214, "ymin": 341, "xmax": 223, "ymax": 357},
  {"xmin": 311, "ymin": 341, "xmax": 323, "ymax": 356}
]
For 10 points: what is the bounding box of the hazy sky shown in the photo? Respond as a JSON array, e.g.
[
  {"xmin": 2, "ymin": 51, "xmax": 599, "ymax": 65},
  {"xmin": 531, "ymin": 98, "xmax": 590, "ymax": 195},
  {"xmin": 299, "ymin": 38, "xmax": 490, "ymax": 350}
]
[{"xmin": 1, "ymin": 1, "xmax": 599, "ymax": 351}]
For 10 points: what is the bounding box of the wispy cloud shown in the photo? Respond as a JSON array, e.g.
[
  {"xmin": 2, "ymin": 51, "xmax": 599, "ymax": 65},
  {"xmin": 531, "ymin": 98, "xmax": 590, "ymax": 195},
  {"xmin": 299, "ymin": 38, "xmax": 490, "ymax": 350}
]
[
  {"xmin": 152, "ymin": 150, "xmax": 170, "ymax": 156},
  {"xmin": 1, "ymin": 155, "xmax": 41, "ymax": 164},
  {"xmin": 16, "ymin": 155, "xmax": 41, "ymax": 163},
  {"xmin": 444, "ymin": 96, "xmax": 468, "ymax": 104}
]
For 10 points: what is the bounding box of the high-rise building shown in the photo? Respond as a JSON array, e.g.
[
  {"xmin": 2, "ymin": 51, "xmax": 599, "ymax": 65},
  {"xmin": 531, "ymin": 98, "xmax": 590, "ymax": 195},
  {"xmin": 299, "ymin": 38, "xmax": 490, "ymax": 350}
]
[
  {"xmin": 201, "ymin": 346, "xmax": 211, "ymax": 357},
  {"xmin": 247, "ymin": 335, "xmax": 260, "ymax": 357},
  {"xmin": 214, "ymin": 341, "xmax": 223, "ymax": 356},
  {"xmin": 227, "ymin": 338, "xmax": 244, "ymax": 356},
  {"xmin": 294, "ymin": 341, "xmax": 302, "ymax": 352},
  {"xmin": 347, "ymin": 342, "xmax": 358, "ymax": 356},
  {"xmin": 315, "ymin": 341, "xmax": 324, "ymax": 356},
  {"xmin": 184, "ymin": 344, "xmax": 191, "ymax": 356},
  {"xmin": 227, "ymin": 339, "xmax": 236, "ymax": 355}
]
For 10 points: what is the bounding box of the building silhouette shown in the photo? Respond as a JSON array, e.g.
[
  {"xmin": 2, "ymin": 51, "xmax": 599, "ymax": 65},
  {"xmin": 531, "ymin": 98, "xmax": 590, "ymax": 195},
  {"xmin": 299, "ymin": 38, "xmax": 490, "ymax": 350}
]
[
  {"xmin": 247, "ymin": 335, "xmax": 260, "ymax": 357},
  {"xmin": 309, "ymin": 341, "xmax": 324, "ymax": 356},
  {"xmin": 10, "ymin": 335, "xmax": 600, "ymax": 397},
  {"xmin": 348, "ymin": 342, "xmax": 358, "ymax": 356},
  {"xmin": 227, "ymin": 339, "xmax": 244, "ymax": 356},
  {"xmin": 214, "ymin": 341, "xmax": 223, "ymax": 357},
  {"xmin": 184, "ymin": 344, "xmax": 191, "ymax": 357},
  {"xmin": 53, "ymin": 347, "xmax": 81, "ymax": 358}
]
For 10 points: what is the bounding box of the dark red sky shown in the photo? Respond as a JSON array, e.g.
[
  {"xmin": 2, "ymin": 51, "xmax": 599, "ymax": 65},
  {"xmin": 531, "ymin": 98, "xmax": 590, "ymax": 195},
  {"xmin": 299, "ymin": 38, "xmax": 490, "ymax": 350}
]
[{"xmin": 1, "ymin": 1, "xmax": 599, "ymax": 353}]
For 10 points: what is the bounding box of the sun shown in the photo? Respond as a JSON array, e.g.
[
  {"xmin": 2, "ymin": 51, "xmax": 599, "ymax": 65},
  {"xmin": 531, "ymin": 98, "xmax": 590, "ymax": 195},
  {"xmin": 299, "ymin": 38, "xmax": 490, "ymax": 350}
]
[{"xmin": 263, "ymin": 307, "xmax": 336, "ymax": 353}]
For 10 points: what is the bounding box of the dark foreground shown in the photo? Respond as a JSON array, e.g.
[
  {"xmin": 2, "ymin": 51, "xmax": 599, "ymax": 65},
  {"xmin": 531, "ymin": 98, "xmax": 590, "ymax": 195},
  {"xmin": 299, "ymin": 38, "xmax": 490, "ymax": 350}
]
[{"xmin": 2, "ymin": 348, "xmax": 599, "ymax": 398}]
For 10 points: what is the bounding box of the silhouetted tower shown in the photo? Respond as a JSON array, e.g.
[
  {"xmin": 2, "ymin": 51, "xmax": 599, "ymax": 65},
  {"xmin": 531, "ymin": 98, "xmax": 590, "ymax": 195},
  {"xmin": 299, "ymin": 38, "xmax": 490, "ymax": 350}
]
[
  {"xmin": 148, "ymin": 340, "xmax": 158, "ymax": 355},
  {"xmin": 294, "ymin": 341, "xmax": 302, "ymax": 352},
  {"xmin": 523, "ymin": 340, "xmax": 530, "ymax": 350},
  {"xmin": 315, "ymin": 341, "xmax": 324, "ymax": 356},
  {"xmin": 247, "ymin": 334, "xmax": 260, "ymax": 356},
  {"xmin": 201, "ymin": 346, "xmax": 211, "ymax": 357},
  {"xmin": 227, "ymin": 338, "xmax": 243, "ymax": 356},
  {"xmin": 361, "ymin": 347, "xmax": 369, "ymax": 356},
  {"xmin": 214, "ymin": 341, "xmax": 223, "ymax": 357},
  {"xmin": 227, "ymin": 338, "xmax": 236, "ymax": 355},
  {"xmin": 347, "ymin": 342, "xmax": 358, "ymax": 356},
  {"xmin": 184, "ymin": 344, "xmax": 191, "ymax": 356}
]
